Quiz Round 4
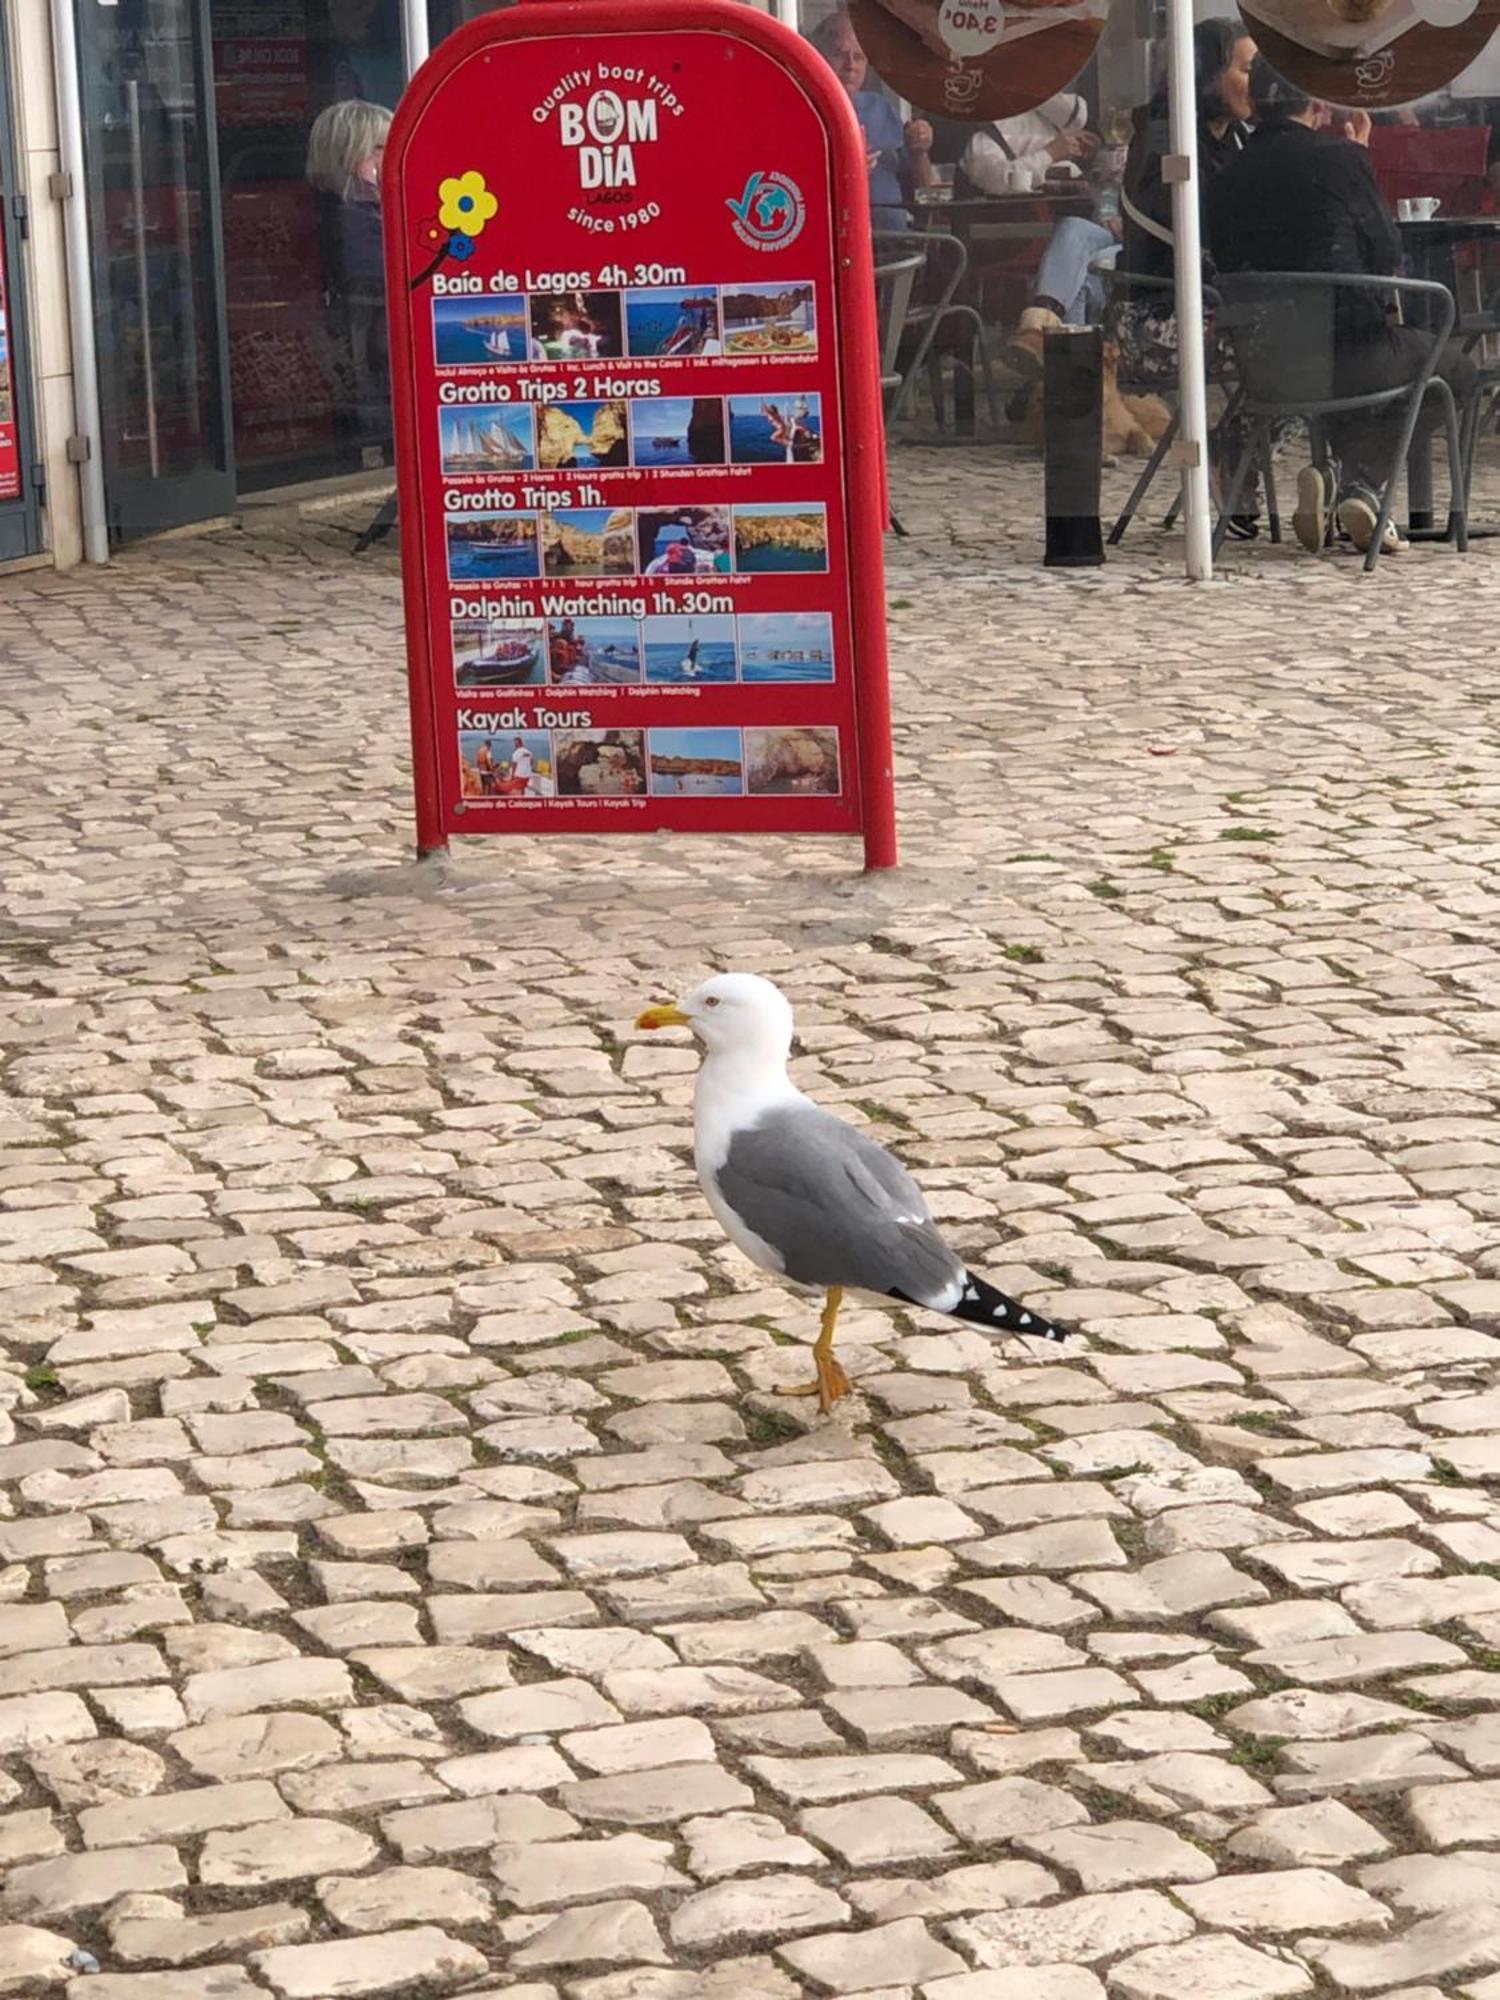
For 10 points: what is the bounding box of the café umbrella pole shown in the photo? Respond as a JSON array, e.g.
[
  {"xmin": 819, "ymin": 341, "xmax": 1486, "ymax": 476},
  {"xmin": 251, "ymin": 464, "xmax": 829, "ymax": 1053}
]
[
  {"xmin": 1165, "ymin": 0, "xmax": 1213, "ymax": 581},
  {"xmin": 401, "ymin": 0, "xmax": 430, "ymax": 77}
]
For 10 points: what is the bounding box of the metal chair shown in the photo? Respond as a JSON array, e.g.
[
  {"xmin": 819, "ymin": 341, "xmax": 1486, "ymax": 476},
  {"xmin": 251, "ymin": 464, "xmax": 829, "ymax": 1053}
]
[
  {"xmin": 1212, "ymin": 271, "xmax": 1468, "ymax": 572},
  {"xmin": 1456, "ymin": 278, "xmax": 1500, "ymax": 507},
  {"xmin": 873, "ymin": 248, "xmax": 925, "ymax": 410},
  {"xmin": 873, "ymin": 228, "xmax": 999, "ymax": 433},
  {"xmin": 872, "ymin": 248, "xmax": 924, "ymax": 539},
  {"xmin": 1100, "ymin": 267, "xmax": 1232, "ymax": 546}
]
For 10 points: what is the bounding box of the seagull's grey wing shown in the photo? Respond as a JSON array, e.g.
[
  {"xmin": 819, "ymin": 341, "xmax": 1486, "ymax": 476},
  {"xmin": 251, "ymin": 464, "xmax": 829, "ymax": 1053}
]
[{"xmin": 713, "ymin": 1105, "xmax": 964, "ymax": 1308}]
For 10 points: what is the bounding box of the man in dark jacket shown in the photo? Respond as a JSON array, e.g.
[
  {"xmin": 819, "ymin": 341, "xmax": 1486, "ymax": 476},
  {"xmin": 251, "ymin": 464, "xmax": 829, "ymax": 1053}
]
[{"xmin": 1207, "ymin": 58, "xmax": 1475, "ymax": 555}]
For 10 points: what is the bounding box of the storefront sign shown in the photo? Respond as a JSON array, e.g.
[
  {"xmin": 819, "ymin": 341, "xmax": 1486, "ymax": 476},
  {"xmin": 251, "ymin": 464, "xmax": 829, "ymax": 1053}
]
[
  {"xmin": 0, "ymin": 218, "xmax": 19, "ymax": 503},
  {"xmin": 383, "ymin": 0, "xmax": 896, "ymax": 868}
]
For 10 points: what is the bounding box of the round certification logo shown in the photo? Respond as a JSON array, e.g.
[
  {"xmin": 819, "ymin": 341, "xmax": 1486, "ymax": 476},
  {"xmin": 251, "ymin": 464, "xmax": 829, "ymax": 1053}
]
[{"xmin": 727, "ymin": 171, "xmax": 807, "ymax": 251}]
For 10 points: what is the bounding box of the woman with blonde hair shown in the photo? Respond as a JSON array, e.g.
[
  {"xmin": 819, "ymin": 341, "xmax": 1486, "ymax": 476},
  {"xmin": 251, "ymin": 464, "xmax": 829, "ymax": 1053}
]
[{"xmin": 307, "ymin": 100, "xmax": 394, "ymax": 443}]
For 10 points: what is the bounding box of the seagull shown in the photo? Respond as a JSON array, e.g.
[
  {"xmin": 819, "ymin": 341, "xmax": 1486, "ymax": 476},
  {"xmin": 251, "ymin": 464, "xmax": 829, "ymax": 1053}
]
[{"xmin": 637, "ymin": 973, "xmax": 1070, "ymax": 1412}]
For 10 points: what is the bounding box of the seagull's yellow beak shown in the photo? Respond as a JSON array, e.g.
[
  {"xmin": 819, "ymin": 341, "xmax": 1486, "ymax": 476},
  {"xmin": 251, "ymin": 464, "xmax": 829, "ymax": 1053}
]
[{"xmin": 636, "ymin": 1002, "xmax": 689, "ymax": 1031}]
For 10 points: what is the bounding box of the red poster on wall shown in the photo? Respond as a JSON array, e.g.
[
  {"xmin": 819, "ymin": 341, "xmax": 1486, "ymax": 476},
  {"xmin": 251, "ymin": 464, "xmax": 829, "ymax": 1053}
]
[
  {"xmin": 0, "ymin": 219, "xmax": 20, "ymax": 503},
  {"xmin": 383, "ymin": 0, "xmax": 896, "ymax": 867}
]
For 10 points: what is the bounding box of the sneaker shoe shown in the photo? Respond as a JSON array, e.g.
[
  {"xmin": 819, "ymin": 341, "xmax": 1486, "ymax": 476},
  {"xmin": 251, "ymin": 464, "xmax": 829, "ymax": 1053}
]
[
  {"xmin": 1337, "ymin": 487, "xmax": 1409, "ymax": 555},
  {"xmin": 1293, "ymin": 465, "xmax": 1329, "ymax": 552},
  {"xmin": 1003, "ymin": 306, "xmax": 1062, "ymax": 379}
]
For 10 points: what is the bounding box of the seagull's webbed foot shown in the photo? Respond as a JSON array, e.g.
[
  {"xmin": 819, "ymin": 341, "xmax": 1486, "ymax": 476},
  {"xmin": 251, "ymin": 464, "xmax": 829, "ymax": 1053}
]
[
  {"xmin": 772, "ymin": 1287, "xmax": 849, "ymax": 1415},
  {"xmin": 774, "ymin": 1347, "xmax": 853, "ymax": 1414}
]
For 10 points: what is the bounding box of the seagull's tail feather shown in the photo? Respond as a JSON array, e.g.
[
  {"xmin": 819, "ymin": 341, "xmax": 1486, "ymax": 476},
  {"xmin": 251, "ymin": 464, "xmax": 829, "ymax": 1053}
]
[{"xmin": 949, "ymin": 1271, "xmax": 1069, "ymax": 1344}]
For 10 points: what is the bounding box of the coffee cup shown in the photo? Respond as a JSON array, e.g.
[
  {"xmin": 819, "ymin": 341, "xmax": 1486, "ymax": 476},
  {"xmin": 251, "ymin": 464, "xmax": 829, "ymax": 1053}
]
[{"xmin": 1398, "ymin": 196, "xmax": 1441, "ymax": 221}]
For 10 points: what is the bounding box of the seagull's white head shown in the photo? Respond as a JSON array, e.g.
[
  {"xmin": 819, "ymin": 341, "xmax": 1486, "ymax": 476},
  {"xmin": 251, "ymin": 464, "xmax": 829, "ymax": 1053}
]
[{"xmin": 637, "ymin": 972, "xmax": 794, "ymax": 1065}]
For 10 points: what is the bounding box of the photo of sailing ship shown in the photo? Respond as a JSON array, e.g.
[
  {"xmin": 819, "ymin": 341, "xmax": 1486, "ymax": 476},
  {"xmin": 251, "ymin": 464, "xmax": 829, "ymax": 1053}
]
[
  {"xmin": 452, "ymin": 616, "xmax": 547, "ymax": 688},
  {"xmin": 444, "ymin": 512, "xmax": 541, "ymax": 581},
  {"xmin": 432, "ymin": 295, "xmax": 529, "ymax": 364},
  {"xmin": 721, "ymin": 283, "xmax": 817, "ymax": 354},
  {"xmin": 439, "ymin": 404, "xmax": 535, "ymax": 475},
  {"xmin": 738, "ymin": 612, "xmax": 836, "ymax": 683},
  {"xmin": 733, "ymin": 502, "xmax": 829, "ymax": 572},
  {"xmin": 625, "ymin": 286, "xmax": 722, "ymax": 357}
]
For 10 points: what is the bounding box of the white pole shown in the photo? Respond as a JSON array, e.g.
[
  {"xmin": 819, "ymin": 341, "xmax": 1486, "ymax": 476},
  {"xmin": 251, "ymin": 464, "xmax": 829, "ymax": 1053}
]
[
  {"xmin": 48, "ymin": 0, "xmax": 110, "ymax": 564},
  {"xmin": 773, "ymin": 0, "xmax": 800, "ymax": 28},
  {"xmin": 1164, "ymin": 0, "xmax": 1212, "ymax": 581},
  {"xmin": 401, "ymin": 0, "xmax": 430, "ymax": 79}
]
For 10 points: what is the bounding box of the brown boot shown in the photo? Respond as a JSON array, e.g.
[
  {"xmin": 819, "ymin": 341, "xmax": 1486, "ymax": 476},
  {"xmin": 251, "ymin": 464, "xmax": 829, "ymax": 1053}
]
[{"xmin": 1003, "ymin": 306, "xmax": 1062, "ymax": 380}]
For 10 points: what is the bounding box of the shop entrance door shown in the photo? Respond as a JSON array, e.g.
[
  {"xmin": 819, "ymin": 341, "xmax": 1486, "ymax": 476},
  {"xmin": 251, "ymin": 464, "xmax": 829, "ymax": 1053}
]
[
  {"xmin": 75, "ymin": 0, "xmax": 236, "ymax": 541},
  {"xmin": 0, "ymin": 3, "xmax": 42, "ymax": 561}
]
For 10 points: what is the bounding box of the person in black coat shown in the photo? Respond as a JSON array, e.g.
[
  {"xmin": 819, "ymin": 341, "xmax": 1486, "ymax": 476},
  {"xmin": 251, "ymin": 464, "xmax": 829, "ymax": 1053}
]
[
  {"xmin": 1121, "ymin": 19, "xmax": 1256, "ymax": 285},
  {"xmin": 1207, "ymin": 58, "xmax": 1477, "ymax": 555}
]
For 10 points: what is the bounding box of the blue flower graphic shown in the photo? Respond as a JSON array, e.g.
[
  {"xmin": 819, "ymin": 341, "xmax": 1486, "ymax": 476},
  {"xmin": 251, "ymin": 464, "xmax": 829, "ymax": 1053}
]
[{"xmin": 448, "ymin": 232, "xmax": 475, "ymax": 261}]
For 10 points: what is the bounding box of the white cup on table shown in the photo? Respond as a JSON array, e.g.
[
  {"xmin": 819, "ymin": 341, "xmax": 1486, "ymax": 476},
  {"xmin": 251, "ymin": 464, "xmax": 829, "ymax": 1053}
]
[{"xmin": 1398, "ymin": 197, "xmax": 1442, "ymax": 221}]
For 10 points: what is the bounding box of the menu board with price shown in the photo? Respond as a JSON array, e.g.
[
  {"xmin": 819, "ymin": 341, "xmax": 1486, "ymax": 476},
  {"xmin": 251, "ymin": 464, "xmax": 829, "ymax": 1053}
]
[{"xmin": 383, "ymin": 0, "xmax": 896, "ymax": 866}]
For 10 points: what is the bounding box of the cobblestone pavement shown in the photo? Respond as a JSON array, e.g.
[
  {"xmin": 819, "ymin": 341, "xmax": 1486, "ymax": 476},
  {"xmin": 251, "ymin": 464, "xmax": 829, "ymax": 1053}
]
[{"xmin": 5, "ymin": 445, "xmax": 1500, "ymax": 1999}]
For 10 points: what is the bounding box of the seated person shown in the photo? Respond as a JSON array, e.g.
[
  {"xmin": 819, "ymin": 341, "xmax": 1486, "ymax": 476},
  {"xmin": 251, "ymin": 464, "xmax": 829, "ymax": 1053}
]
[
  {"xmin": 810, "ymin": 10, "xmax": 934, "ymax": 227},
  {"xmin": 958, "ymin": 91, "xmax": 1098, "ymax": 198},
  {"xmin": 1208, "ymin": 58, "xmax": 1477, "ymax": 556},
  {"xmin": 952, "ymin": 94, "xmax": 1120, "ymax": 371}
]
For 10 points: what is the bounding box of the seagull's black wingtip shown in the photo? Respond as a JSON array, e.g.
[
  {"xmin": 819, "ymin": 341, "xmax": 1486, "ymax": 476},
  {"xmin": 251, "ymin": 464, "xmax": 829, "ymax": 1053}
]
[{"xmin": 949, "ymin": 1270, "xmax": 1070, "ymax": 1343}]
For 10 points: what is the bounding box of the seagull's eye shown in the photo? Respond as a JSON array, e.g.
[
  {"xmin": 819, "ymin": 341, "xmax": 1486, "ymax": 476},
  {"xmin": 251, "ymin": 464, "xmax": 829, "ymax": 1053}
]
[{"xmin": 703, "ymin": 996, "xmax": 720, "ymax": 1008}]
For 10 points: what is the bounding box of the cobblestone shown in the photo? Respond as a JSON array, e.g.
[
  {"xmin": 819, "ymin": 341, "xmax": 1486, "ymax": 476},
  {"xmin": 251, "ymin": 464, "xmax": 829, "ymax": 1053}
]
[{"xmin": 5, "ymin": 462, "xmax": 1500, "ymax": 1989}]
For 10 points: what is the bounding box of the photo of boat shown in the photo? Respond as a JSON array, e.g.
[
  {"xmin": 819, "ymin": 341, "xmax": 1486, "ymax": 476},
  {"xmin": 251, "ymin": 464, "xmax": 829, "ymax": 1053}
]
[
  {"xmin": 432, "ymin": 297, "xmax": 529, "ymax": 365},
  {"xmin": 548, "ymin": 616, "xmax": 642, "ymax": 686},
  {"xmin": 453, "ymin": 618, "xmax": 547, "ymax": 687},
  {"xmin": 445, "ymin": 513, "xmax": 541, "ymax": 582},
  {"xmin": 439, "ymin": 405, "xmax": 535, "ymax": 475},
  {"xmin": 625, "ymin": 286, "xmax": 723, "ymax": 357}
]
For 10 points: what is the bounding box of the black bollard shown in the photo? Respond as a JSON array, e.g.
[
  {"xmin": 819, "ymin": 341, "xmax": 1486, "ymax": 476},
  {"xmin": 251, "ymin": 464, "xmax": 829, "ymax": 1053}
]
[{"xmin": 1042, "ymin": 325, "xmax": 1104, "ymax": 568}]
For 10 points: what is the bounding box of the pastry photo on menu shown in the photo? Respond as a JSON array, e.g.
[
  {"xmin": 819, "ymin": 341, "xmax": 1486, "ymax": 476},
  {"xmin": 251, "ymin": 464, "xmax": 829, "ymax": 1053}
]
[
  {"xmin": 1240, "ymin": 0, "xmax": 1423, "ymax": 61},
  {"xmin": 1239, "ymin": 0, "xmax": 1497, "ymax": 104},
  {"xmin": 849, "ymin": 0, "xmax": 1108, "ymax": 122}
]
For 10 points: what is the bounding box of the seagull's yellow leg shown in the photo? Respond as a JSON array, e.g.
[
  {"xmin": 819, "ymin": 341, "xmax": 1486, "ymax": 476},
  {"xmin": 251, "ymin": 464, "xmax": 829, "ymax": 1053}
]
[{"xmin": 774, "ymin": 1287, "xmax": 851, "ymax": 1414}]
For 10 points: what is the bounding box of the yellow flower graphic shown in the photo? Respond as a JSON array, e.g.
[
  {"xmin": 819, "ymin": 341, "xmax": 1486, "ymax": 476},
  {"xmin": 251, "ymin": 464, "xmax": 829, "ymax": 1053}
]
[{"xmin": 438, "ymin": 171, "xmax": 497, "ymax": 236}]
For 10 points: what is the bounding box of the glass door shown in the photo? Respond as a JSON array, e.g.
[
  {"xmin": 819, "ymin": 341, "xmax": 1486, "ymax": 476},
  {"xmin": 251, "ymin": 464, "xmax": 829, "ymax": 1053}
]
[{"xmin": 75, "ymin": 0, "xmax": 235, "ymax": 540}]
